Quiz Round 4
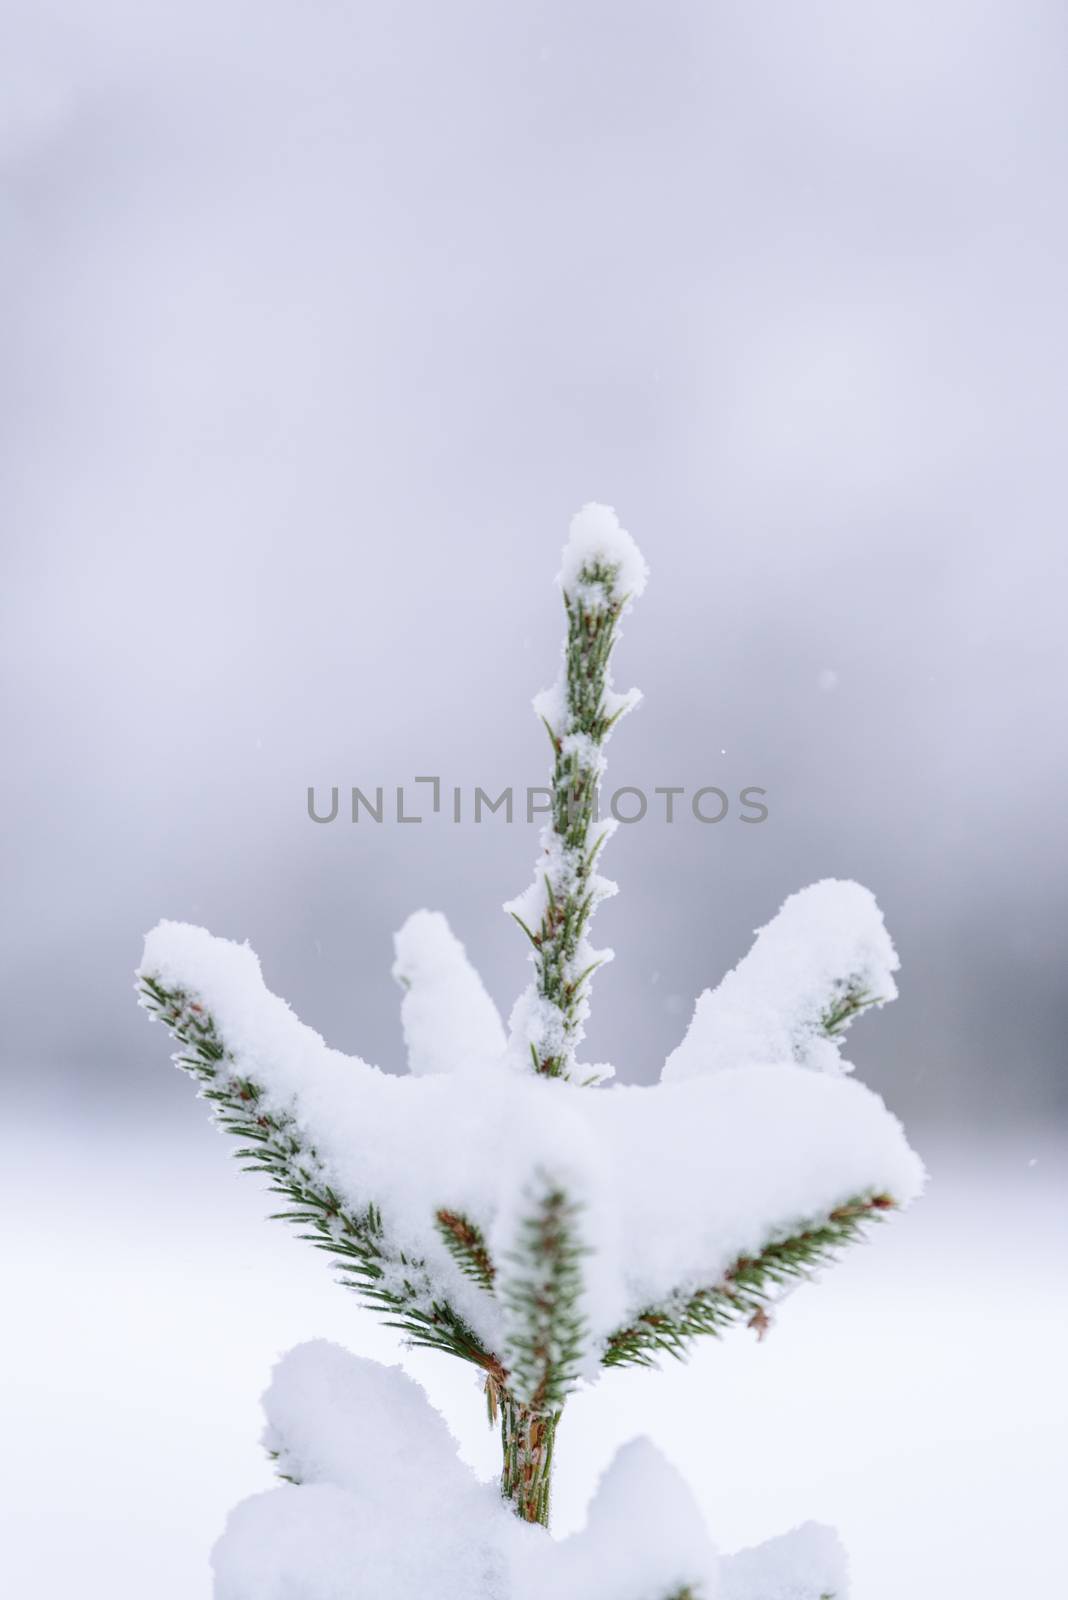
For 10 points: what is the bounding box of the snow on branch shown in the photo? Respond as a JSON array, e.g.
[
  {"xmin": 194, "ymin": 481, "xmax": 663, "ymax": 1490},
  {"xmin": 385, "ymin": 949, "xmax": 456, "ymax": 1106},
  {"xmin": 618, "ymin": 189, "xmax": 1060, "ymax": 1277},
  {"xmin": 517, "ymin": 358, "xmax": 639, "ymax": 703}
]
[
  {"xmin": 557, "ymin": 501, "xmax": 649, "ymax": 607},
  {"xmin": 216, "ymin": 1343, "xmax": 502, "ymax": 1599},
  {"xmin": 260, "ymin": 1341, "xmax": 476, "ymax": 1501},
  {"xmin": 137, "ymin": 937, "xmax": 501, "ymax": 1374},
  {"xmin": 139, "ymin": 920, "xmax": 921, "ymax": 1382},
  {"xmin": 392, "ymin": 909, "xmax": 506, "ymax": 1076},
  {"xmin": 602, "ymin": 1191, "xmax": 898, "ymax": 1370},
  {"xmin": 662, "ymin": 880, "xmax": 900, "ymax": 1084}
]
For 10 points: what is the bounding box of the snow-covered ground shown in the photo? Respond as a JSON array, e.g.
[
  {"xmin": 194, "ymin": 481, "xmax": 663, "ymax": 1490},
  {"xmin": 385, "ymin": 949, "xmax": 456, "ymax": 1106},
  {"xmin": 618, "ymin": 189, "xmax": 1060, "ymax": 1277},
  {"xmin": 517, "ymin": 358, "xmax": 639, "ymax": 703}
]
[{"xmin": 5, "ymin": 1114, "xmax": 1064, "ymax": 1598}]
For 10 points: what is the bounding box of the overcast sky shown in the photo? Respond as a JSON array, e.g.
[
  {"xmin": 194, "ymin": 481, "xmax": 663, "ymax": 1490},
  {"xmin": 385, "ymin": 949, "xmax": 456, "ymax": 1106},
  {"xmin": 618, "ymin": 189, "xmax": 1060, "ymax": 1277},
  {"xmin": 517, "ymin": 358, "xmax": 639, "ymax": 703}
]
[{"xmin": 3, "ymin": 1, "xmax": 1066, "ymax": 1133}]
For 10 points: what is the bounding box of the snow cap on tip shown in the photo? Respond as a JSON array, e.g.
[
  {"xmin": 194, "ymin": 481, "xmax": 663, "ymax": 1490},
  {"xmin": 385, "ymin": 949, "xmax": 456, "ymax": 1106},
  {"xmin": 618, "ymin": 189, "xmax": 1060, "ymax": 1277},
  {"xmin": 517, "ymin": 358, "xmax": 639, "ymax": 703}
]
[{"xmin": 559, "ymin": 504, "xmax": 649, "ymax": 604}]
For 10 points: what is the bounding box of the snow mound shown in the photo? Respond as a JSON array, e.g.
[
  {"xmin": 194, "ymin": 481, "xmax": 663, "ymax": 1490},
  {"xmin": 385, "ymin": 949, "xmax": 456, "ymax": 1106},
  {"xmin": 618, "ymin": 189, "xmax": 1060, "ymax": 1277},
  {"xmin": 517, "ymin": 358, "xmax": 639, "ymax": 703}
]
[
  {"xmin": 721, "ymin": 1521, "xmax": 849, "ymax": 1599},
  {"xmin": 216, "ymin": 1341, "xmax": 848, "ymax": 1599}
]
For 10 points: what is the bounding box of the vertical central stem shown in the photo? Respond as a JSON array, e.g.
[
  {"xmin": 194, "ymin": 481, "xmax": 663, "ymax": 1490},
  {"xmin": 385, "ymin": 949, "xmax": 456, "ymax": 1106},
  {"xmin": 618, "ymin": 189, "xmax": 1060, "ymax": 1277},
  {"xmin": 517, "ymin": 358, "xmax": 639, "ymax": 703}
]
[
  {"xmin": 499, "ymin": 1395, "xmax": 559, "ymax": 1527},
  {"xmin": 520, "ymin": 567, "xmax": 627, "ymax": 1081}
]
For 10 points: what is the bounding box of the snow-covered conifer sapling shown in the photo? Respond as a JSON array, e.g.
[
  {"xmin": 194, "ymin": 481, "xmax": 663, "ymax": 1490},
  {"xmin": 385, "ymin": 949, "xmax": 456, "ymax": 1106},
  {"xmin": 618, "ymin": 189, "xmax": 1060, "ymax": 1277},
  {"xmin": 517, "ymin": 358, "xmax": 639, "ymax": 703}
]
[{"xmin": 138, "ymin": 506, "xmax": 924, "ymax": 1599}]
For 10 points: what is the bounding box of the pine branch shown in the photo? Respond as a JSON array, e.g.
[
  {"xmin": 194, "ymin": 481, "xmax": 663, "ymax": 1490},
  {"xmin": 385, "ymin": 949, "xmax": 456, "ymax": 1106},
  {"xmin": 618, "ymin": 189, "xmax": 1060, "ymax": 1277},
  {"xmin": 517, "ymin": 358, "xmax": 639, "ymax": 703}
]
[
  {"xmin": 507, "ymin": 512, "xmax": 646, "ymax": 1082},
  {"xmin": 435, "ymin": 1208, "xmax": 496, "ymax": 1291},
  {"xmin": 526, "ymin": 572, "xmax": 624, "ymax": 1080},
  {"xmin": 138, "ymin": 973, "xmax": 498, "ymax": 1373},
  {"xmin": 500, "ymin": 1181, "xmax": 587, "ymax": 1411},
  {"xmin": 602, "ymin": 1193, "xmax": 896, "ymax": 1370}
]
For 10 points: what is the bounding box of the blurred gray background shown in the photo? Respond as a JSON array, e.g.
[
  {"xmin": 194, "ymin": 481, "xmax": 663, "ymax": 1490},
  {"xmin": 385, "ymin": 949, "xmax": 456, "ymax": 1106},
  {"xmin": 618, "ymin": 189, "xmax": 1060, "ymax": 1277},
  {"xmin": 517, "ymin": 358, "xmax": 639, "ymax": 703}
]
[
  {"xmin": 3, "ymin": 0, "xmax": 1067, "ymax": 1135},
  {"xmin": 4, "ymin": 10, "xmax": 1068, "ymax": 1598}
]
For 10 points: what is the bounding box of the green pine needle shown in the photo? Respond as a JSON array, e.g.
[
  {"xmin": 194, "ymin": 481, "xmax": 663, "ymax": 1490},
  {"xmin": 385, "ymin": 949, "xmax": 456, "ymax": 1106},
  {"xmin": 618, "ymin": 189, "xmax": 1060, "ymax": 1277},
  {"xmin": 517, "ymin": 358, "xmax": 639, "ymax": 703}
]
[
  {"xmin": 502, "ymin": 1182, "xmax": 587, "ymax": 1412},
  {"xmin": 822, "ymin": 982, "xmax": 885, "ymax": 1037}
]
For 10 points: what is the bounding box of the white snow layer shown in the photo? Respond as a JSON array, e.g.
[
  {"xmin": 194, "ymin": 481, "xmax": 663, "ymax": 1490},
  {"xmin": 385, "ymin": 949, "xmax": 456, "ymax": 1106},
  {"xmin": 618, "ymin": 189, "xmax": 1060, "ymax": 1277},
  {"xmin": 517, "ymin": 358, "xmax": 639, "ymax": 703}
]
[
  {"xmin": 392, "ymin": 909, "xmax": 507, "ymax": 1076},
  {"xmin": 558, "ymin": 502, "xmax": 650, "ymax": 603},
  {"xmin": 141, "ymin": 914, "xmax": 922, "ymax": 1365},
  {"xmin": 662, "ymin": 880, "xmax": 900, "ymax": 1084},
  {"xmin": 214, "ymin": 1340, "xmax": 847, "ymax": 1599}
]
